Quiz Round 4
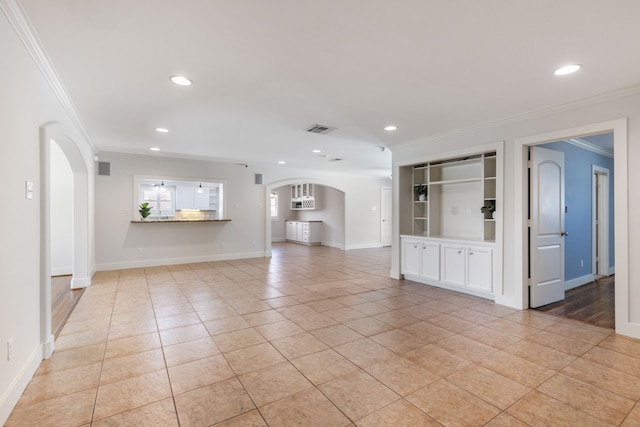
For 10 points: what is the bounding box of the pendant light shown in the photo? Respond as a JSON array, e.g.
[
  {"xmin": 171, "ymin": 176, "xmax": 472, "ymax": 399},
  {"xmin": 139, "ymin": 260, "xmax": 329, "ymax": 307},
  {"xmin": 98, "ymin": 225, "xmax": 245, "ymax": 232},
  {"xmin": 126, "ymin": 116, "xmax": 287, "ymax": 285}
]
[{"xmin": 197, "ymin": 183, "xmax": 204, "ymax": 194}]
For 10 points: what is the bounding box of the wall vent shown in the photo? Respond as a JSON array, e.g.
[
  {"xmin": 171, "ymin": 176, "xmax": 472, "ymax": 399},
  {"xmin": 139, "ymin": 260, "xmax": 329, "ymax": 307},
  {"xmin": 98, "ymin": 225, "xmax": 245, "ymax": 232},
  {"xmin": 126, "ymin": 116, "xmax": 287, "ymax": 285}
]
[
  {"xmin": 328, "ymin": 158, "xmax": 342, "ymax": 162},
  {"xmin": 306, "ymin": 124, "xmax": 336, "ymax": 135},
  {"xmin": 98, "ymin": 161, "xmax": 111, "ymax": 176}
]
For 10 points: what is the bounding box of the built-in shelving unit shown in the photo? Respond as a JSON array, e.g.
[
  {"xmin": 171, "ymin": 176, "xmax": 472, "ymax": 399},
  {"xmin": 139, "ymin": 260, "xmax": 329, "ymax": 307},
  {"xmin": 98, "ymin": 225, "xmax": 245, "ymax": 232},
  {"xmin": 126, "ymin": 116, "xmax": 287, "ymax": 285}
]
[
  {"xmin": 400, "ymin": 149, "xmax": 500, "ymax": 300},
  {"xmin": 410, "ymin": 151, "xmax": 496, "ymax": 241}
]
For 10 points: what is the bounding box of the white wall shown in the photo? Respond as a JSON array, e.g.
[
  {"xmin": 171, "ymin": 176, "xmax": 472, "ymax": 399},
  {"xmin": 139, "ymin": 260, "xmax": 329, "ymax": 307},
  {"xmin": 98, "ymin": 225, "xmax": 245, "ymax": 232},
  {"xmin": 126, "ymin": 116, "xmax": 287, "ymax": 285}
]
[
  {"xmin": 95, "ymin": 152, "xmax": 388, "ymax": 270},
  {"xmin": 0, "ymin": 9, "xmax": 95, "ymax": 425},
  {"xmin": 392, "ymin": 88, "xmax": 640, "ymax": 338},
  {"xmin": 50, "ymin": 141, "xmax": 73, "ymax": 275}
]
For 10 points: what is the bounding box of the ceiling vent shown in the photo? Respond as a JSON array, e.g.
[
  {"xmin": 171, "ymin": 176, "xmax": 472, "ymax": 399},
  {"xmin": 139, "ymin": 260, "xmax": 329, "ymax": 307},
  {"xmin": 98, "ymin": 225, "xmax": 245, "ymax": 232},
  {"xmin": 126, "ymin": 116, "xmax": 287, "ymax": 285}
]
[
  {"xmin": 328, "ymin": 158, "xmax": 342, "ymax": 162},
  {"xmin": 306, "ymin": 124, "xmax": 336, "ymax": 135}
]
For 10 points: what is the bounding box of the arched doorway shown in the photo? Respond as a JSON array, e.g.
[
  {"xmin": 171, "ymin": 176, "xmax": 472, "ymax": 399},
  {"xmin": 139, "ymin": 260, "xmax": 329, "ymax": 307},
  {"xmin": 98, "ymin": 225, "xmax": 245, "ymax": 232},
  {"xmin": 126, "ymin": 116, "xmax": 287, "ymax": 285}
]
[
  {"xmin": 40, "ymin": 122, "xmax": 92, "ymax": 358},
  {"xmin": 264, "ymin": 179, "xmax": 348, "ymax": 257}
]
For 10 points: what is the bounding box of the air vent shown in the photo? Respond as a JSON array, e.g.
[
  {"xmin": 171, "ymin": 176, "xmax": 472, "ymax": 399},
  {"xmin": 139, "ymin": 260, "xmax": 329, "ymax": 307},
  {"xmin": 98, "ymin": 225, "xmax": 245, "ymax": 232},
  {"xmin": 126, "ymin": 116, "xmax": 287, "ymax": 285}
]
[
  {"xmin": 306, "ymin": 124, "xmax": 336, "ymax": 135},
  {"xmin": 328, "ymin": 158, "xmax": 342, "ymax": 162}
]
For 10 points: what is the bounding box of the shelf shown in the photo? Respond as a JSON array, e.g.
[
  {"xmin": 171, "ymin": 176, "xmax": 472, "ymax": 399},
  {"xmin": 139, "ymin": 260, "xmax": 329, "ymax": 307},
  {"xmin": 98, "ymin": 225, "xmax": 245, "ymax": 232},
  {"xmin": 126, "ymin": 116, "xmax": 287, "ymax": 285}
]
[{"xmin": 429, "ymin": 178, "xmax": 482, "ymax": 185}]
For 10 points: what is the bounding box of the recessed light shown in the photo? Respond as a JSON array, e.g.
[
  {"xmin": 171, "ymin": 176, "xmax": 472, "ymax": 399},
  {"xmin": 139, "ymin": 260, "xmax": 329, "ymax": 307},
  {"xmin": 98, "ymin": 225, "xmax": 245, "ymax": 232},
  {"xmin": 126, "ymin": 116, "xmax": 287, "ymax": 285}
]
[
  {"xmin": 384, "ymin": 125, "xmax": 398, "ymax": 131},
  {"xmin": 170, "ymin": 75, "xmax": 192, "ymax": 86},
  {"xmin": 312, "ymin": 149, "xmax": 321, "ymax": 153},
  {"xmin": 150, "ymin": 147, "xmax": 160, "ymax": 151},
  {"xmin": 554, "ymin": 64, "xmax": 581, "ymax": 76},
  {"xmin": 155, "ymin": 127, "xmax": 169, "ymax": 133},
  {"xmin": 278, "ymin": 161, "xmax": 286, "ymax": 165}
]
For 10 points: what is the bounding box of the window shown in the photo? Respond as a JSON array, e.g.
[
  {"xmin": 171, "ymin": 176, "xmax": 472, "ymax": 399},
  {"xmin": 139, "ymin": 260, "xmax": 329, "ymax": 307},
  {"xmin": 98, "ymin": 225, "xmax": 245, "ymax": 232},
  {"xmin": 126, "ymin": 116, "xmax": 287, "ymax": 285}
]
[
  {"xmin": 140, "ymin": 184, "xmax": 176, "ymax": 218},
  {"xmin": 134, "ymin": 176, "xmax": 226, "ymax": 220},
  {"xmin": 270, "ymin": 192, "xmax": 279, "ymax": 218}
]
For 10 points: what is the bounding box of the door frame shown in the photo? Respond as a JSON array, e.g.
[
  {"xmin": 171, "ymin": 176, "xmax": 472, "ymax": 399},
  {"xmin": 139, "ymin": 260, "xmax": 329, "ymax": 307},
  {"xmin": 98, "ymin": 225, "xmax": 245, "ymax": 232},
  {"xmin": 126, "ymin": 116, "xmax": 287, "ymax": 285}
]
[
  {"xmin": 513, "ymin": 118, "xmax": 629, "ymax": 334},
  {"xmin": 592, "ymin": 165, "xmax": 610, "ymax": 277},
  {"xmin": 380, "ymin": 186, "xmax": 392, "ymax": 246}
]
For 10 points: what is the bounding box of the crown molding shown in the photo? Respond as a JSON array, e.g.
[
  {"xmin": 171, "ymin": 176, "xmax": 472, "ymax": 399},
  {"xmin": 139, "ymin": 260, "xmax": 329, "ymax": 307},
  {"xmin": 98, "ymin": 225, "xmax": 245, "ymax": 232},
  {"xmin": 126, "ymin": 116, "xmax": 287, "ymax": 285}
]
[
  {"xmin": 395, "ymin": 84, "xmax": 640, "ymax": 150},
  {"xmin": 566, "ymin": 138, "xmax": 614, "ymax": 158},
  {"xmin": 0, "ymin": 0, "xmax": 96, "ymax": 153}
]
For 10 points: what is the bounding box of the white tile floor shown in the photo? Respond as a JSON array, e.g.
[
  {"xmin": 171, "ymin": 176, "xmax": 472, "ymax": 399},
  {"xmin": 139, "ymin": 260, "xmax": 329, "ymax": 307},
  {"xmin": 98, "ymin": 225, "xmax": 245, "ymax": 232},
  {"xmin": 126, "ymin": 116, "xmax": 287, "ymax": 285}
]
[{"xmin": 7, "ymin": 243, "xmax": 640, "ymax": 426}]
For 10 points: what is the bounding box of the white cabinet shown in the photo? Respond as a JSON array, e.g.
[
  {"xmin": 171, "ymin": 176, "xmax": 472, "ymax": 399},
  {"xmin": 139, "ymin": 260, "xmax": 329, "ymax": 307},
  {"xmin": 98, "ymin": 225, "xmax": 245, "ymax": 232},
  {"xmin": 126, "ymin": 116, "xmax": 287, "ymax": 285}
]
[
  {"xmin": 291, "ymin": 183, "xmax": 317, "ymax": 210},
  {"xmin": 285, "ymin": 221, "xmax": 321, "ymax": 245},
  {"xmin": 402, "ymin": 238, "xmax": 441, "ymax": 282},
  {"xmin": 177, "ymin": 186, "xmax": 210, "ymax": 210},
  {"xmin": 401, "ymin": 235, "xmax": 494, "ymax": 299}
]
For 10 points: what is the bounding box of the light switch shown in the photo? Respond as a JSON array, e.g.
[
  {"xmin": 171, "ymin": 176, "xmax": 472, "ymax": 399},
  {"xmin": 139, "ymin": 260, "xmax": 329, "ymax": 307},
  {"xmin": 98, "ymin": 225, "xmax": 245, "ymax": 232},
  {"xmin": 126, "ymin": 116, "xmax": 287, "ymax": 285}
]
[{"xmin": 25, "ymin": 181, "xmax": 33, "ymax": 200}]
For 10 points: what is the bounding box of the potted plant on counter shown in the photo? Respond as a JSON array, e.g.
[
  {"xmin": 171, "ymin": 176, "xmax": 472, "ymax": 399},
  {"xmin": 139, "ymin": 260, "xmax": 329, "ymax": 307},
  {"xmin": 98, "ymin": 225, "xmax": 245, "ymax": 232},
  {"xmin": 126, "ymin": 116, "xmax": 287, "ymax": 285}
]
[{"xmin": 139, "ymin": 202, "xmax": 152, "ymax": 220}]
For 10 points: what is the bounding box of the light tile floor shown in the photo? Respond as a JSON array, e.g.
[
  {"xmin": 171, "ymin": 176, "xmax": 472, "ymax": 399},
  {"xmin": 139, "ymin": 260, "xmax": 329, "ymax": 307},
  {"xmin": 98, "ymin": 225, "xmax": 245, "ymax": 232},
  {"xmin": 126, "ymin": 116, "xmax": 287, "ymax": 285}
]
[{"xmin": 7, "ymin": 243, "xmax": 640, "ymax": 426}]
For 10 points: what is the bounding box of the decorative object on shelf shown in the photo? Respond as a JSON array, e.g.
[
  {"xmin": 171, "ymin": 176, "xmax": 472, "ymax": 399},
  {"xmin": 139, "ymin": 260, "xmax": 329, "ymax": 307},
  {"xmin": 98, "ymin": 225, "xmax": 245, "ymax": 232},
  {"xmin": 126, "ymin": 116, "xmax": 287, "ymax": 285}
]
[
  {"xmin": 415, "ymin": 184, "xmax": 428, "ymax": 201},
  {"xmin": 480, "ymin": 200, "xmax": 496, "ymax": 219},
  {"xmin": 139, "ymin": 202, "xmax": 152, "ymax": 220}
]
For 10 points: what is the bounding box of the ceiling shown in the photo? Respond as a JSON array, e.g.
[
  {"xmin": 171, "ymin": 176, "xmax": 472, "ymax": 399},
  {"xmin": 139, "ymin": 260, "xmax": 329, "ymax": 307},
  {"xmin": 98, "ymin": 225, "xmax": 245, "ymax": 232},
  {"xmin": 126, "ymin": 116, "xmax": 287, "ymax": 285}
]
[{"xmin": 18, "ymin": 0, "xmax": 640, "ymax": 177}]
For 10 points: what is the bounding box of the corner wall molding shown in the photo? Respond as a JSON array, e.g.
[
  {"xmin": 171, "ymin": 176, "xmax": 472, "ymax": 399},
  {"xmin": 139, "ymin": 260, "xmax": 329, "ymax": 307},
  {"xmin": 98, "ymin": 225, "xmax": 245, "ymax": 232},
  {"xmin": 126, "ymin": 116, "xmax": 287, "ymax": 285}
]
[
  {"xmin": 0, "ymin": 0, "xmax": 96, "ymax": 153},
  {"xmin": 565, "ymin": 138, "xmax": 614, "ymax": 158},
  {"xmin": 395, "ymin": 84, "xmax": 640, "ymax": 150}
]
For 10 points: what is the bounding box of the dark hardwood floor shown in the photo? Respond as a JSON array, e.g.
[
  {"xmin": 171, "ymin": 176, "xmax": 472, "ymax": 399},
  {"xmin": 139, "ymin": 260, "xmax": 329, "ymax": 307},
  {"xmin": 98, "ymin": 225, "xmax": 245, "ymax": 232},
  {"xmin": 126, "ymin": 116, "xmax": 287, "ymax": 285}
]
[
  {"xmin": 536, "ymin": 275, "xmax": 614, "ymax": 329},
  {"xmin": 51, "ymin": 275, "xmax": 84, "ymax": 338}
]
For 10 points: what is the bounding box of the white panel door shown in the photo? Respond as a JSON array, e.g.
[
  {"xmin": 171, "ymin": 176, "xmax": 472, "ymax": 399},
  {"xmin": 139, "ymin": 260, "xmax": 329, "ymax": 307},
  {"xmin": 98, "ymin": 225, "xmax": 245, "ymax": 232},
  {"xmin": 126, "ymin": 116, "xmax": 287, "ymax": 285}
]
[
  {"xmin": 530, "ymin": 146, "xmax": 565, "ymax": 308},
  {"xmin": 381, "ymin": 186, "xmax": 392, "ymax": 247}
]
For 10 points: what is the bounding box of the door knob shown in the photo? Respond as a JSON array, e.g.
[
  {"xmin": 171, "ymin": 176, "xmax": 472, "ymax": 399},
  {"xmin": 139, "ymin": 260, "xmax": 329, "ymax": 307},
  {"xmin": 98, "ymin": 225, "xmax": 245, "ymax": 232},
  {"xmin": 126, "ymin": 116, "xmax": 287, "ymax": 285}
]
[{"xmin": 561, "ymin": 231, "xmax": 568, "ymax": 236}]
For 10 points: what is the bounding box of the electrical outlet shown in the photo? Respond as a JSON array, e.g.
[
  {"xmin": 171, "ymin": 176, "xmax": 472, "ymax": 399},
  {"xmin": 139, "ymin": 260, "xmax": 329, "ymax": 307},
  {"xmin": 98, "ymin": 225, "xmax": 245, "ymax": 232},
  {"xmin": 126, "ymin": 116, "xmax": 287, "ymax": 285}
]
[
  {"xmin": 137, "ymin": 248, "xmax": 143, "ymax": 255},
  {"xmin": 251, "ymin": 241, "xmax": 257, "ymax": 248},
  {"xmin": 581, "ymin": 259, "xmax": 584, "ymax": 267},
  {"xmin": 7, "ymin": 339, "xmax": 13, "ymax": 361}
]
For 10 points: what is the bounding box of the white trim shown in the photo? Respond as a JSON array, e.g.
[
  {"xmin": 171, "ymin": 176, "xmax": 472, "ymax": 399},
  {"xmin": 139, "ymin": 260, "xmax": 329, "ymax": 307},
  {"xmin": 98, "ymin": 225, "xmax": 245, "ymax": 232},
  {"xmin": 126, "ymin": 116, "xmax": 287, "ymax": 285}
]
[
  {"xmin": 0, "ymin": 0, "xmax": 96, "ymax": 153},
  {"xmin": 70, "ymin": 277, "xmax": 91, "ymax": 289},
  {"xmin": 95, "ymin": 251, "xmax": 267, "ymax": 271},
  {"xmin": 565, "ymin": 274, "xmax": 595, "ymax": 291},
  {"xmin": 345, "ymin": 242, "xmax": 384, "ymax": 250},
  {"xmin": 567, "ymin": 138, "xmax": 614, "ymax": 158},
  {"xmin": 51, "ymin": 267, "xmax": 72, "ymax": 276},
  {"xmin": 322, "ymin": 241, "xmax": 345, "ymax": 250},
  {"xmin": 0, "ymin": 345, "xmax": 42, "ymax": 426},
  {"xmin": 514, "ymin": 118, "xmax": 635, "ymax": 338},
  {"xmin": 609, "ymin": 267, "xmax": 616, "ymax": 276},
  {"xmin": 396, "ymin": 85, "xmax": 640, "ymax": 151},
  {"xmin": 592, "ymin": 165, "xmax": 610, "ymax": 278}
]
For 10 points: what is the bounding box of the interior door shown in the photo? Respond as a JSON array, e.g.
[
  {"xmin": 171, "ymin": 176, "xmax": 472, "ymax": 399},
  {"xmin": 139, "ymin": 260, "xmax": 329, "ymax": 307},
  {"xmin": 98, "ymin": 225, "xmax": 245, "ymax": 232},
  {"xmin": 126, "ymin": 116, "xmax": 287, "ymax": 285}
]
[
  {"xmin": 530, "ymin": 146, "xmax": 565, "ymax": 308},
  {"xmin": 381, "ymin": 186, "xmax": 392, "ymax": 246}
]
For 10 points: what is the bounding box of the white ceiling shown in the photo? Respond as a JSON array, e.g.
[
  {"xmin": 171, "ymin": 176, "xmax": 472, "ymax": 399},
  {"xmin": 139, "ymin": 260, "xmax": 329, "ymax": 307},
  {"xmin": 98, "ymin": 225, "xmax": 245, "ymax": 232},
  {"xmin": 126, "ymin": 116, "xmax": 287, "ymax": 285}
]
[{"xmin": 19, "ymin": 0, "xmax": 640, "ymax": 177}]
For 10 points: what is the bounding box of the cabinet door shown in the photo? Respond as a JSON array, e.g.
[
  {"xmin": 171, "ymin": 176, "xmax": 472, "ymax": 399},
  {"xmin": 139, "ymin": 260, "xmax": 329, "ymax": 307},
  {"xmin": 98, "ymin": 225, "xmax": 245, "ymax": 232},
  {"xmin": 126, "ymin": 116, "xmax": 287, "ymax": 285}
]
[
  {"xmin": 402, "ymin": 240, "xmax": 421, "ymax": 277},
  {"xmin": 286, "ymin": 221, "xmax": 296, "ymax": 240},
  {"xmin": 441, "ymin": 245, "xmax": 466, "ymax": 287},
  {"xmin": 307, "ymin": 222, "xmax": 322, "ymax": 243},
  {"xmin": 176, "ymin": 186, "xmax": 194, "ymax": 210},
  {"xmin": 420, "ymin": 242, "xmax": 440, "ymax": 281},
  {"xmin": 194, "ymin": 188, "xmax": 210, "ymax": 210},
  {"xmin": 466, "ymin": 246, "xmax": 493, "ymax": 293}
]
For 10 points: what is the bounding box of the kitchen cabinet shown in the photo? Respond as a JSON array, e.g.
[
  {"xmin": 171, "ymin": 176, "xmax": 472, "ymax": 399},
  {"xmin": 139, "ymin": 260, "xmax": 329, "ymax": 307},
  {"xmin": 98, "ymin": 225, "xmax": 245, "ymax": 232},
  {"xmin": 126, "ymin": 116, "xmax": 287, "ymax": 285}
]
[
  {"xmin": 285, "ymin": 221, "xmax": 322, "ymax": 245},
  {"xmin": 402, "ymin": 238, "xmax": 440, "ymax": 281},
  {"xmin": 177, "ymin": 186, "xmax": 210, "ymax": 210}
]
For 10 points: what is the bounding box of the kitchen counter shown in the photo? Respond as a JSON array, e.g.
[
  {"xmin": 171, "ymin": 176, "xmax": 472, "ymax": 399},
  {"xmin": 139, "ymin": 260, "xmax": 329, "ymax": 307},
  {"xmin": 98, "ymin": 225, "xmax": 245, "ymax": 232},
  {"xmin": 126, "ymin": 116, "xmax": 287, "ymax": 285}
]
[{"xmin": 131, "ymin": 219, "xmax": 231, "ymax": 223}]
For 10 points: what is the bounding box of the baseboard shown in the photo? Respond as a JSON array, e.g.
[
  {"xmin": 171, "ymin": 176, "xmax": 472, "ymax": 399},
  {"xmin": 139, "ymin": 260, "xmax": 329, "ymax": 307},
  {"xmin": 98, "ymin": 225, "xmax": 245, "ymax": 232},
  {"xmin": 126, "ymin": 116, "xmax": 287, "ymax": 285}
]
[
  {"xmin": 70, "ymin": 276, "xmax": 91, "ymax": 289},
  {"xmin": 95, "ymin": 251, "xmax": 267, "ymax": 271},
  {"xmin": 322, "ymin": 241, "xmax": 345, "ymax": 250},
  {"xmin": 345, "ymin": 242, "xmax": 384, "ymax": 250},
  {"xmin": 0, "ymin": 344, "xmax": 42, "ymax": 425},
  {"xmin": 271, "ymin": 238, "xmax": 286, "ymax": 243},
  {"xmin": 564, "ymin": 274, "xmax": 595, "ymax": 291}
]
